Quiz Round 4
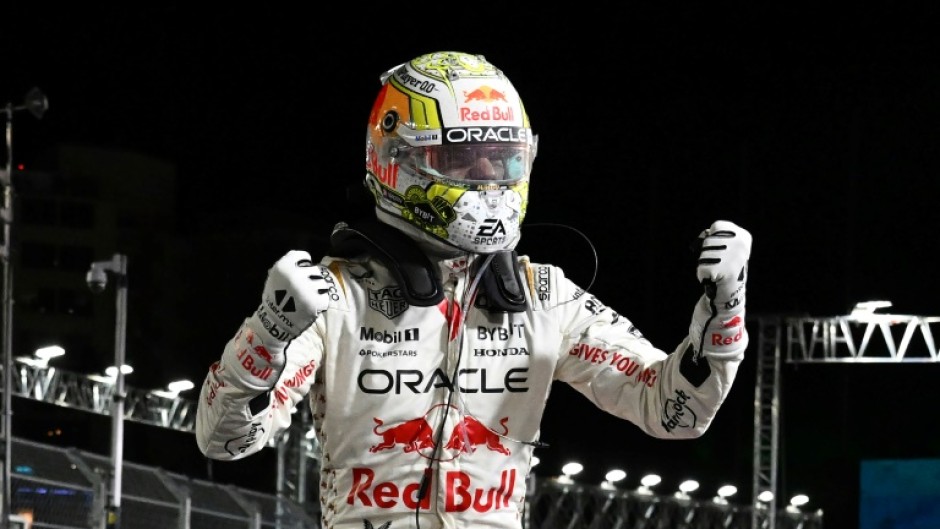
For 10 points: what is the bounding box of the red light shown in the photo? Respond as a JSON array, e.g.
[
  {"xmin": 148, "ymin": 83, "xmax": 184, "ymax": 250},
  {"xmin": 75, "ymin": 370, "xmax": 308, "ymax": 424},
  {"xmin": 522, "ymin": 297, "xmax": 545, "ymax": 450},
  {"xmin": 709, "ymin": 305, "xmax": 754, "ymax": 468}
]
[{"xmin": 16, "ymin": 164, "xmax": 25, "ymax": 171}]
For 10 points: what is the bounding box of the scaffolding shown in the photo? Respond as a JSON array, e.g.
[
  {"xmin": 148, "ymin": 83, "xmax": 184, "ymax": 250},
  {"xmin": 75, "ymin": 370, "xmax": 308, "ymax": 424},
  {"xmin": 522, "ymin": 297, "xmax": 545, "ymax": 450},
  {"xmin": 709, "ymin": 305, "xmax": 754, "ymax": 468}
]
[
  {"xmin": 7, "ymin": 362, "xmax": 196, "ymax": 433},
  {"xmin": 751, "ymin": 306, "xmax": 940, "ymax": 529}
]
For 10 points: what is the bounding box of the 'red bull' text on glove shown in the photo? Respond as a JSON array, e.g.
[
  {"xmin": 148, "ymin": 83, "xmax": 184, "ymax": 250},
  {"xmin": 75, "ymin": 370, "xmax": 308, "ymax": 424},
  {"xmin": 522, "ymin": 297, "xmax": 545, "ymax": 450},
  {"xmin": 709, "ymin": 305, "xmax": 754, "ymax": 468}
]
[
  {"xmin": 688, "ymin": 220, "xmax": 752, "ymax": 359},
  {"xmin": 224, "ymin": 250, "xmax": 335, "ymax": 391}
]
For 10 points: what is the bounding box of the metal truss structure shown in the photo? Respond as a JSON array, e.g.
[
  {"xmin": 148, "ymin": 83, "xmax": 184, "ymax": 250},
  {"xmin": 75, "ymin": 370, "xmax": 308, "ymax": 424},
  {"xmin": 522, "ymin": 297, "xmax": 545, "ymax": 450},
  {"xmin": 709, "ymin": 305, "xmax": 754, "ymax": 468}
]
[
  {"xmin": 7, "ymin": 360, "xmax": 196, "ymax": 432},
  {"xmin": 752, "ymin": 307, "xmax": 940, "ymax": 529},
  {"xmin": 527, "ymin": 479, "xmax": 821, "ymax": 529}
]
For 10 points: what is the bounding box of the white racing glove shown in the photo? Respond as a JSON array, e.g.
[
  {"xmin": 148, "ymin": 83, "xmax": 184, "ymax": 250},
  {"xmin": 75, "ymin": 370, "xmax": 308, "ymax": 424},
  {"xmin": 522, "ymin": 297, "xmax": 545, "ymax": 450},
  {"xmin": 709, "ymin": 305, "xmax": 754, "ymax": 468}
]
[
  {"xmin": 246, "ymin": 250, "xmax": 335, "ymax": 345},
  {"xmin": 223, "ymin": 251, "xmax": 335, "ymax": 392},
  {"xmin": 689, "ymin": 220, "xmax": 752, "ymax": 359}
]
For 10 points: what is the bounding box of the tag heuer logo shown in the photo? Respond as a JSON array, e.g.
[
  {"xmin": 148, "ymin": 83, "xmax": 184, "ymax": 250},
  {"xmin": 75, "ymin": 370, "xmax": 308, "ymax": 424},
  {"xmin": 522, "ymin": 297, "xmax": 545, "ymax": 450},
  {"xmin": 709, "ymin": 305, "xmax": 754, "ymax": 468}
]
[{"xmin": 368, "ymin": 287, "xmax": 408, "ymax": 319}]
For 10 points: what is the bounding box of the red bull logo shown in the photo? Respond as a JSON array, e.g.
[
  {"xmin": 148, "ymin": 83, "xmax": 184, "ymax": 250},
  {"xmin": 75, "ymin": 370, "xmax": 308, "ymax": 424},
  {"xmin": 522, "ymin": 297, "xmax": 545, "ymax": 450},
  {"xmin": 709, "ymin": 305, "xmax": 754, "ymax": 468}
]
[
  {"xmin": 234, "ymin": 329, "xmax": 274, "ymax": 381},
  {"xmin": 202, "ymin": 366, "xmax": 225, "ymax": 407},
  {"xmin": 722, "ymin": 315, "xmax": 744, "ymax": 328},
  {"xmin": 463, "ymin": 86, "xmax": 508, "ymax": 103},
  {"xmin": 711, "ymin": 325, "xmax": 745, "ymax": 346},
  {"xmin": 445, "ymin": 417, "xmax": 510, "ymax": 455},
  {"xmin": 370, "ymin": 405, "xmax": 513, "ymax": 459},
  {"xmin": 368, "ymin": 144, "xmax": 399, "ymax": 188},
  {"xmin": 347, "ymin": 467, "xmax": 517, "ymax": 513},
  {"xmin": 370, "ymin": 417, "xmax": 436, "ymax": 453},
  {"xmin": 459, "ymin": 106, "xmax": 515, "ymax": 122},
  {"xmin": 460, "ymin": 86, "xmax": 514, "ymax": 123}
]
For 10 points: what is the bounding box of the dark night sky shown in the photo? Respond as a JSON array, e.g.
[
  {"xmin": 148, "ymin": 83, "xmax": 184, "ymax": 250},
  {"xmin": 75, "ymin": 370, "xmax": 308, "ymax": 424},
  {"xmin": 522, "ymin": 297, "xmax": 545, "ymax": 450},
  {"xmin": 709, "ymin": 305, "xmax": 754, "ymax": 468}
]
[{"xmin": 5, "ymin": 5, "xmax": 940, "ymax": 527}]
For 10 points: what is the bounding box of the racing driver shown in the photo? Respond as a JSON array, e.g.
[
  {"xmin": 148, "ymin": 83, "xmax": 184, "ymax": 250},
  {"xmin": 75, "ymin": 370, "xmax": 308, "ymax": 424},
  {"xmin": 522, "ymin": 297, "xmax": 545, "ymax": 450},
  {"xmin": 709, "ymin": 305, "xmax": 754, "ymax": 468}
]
[{"xmin": 195, "ymin": 50, "xmax": 753, "ymax": 529}]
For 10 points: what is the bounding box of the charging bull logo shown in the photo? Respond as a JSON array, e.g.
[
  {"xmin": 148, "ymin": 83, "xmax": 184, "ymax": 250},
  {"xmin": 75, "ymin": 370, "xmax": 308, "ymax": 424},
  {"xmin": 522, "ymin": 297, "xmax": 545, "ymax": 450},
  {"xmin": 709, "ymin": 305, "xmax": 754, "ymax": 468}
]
[
  {"xmin": 463, "ymin": 86, "xmax": 508, "ymax": 103},
  {"xmin": 445, "ymin": 416, "xmax": 511, "ymax": 455},
  {"xmin": 370, "ymin": 417, "xmax": 436, "ymax": 453},
  {"xmin": 370, "ymin": 406, "xmax": 512, "ymax": 459}
]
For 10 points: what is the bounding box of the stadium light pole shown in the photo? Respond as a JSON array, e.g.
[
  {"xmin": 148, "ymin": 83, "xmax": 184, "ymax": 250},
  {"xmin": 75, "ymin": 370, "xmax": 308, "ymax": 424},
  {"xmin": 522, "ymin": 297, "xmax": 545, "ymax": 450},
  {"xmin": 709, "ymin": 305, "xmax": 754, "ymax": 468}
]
[
  {"xmin": 87, "ymin": 254, "xmax": 128, "ymax": 529},
  {"xmin": 1, "ymin": 87, "xmax": 48, "ymax": 529}
]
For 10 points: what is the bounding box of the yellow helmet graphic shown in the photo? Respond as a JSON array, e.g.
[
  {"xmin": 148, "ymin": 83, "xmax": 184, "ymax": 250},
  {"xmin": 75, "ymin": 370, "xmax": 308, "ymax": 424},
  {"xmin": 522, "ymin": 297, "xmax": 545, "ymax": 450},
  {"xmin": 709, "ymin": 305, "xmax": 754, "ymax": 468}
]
[{"xmin": 365, "ymin": 51, "xmax": 538, "ymax": 253}]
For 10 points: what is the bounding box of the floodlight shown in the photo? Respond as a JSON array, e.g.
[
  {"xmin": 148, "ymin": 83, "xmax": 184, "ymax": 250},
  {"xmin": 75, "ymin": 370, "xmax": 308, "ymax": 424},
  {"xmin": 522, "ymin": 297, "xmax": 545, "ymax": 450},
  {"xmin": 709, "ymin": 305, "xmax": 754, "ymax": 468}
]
[
  {"xmin": 105, "ymin": 365, "xmax": 134, "ymax": 377},
  {"xmin": 561, "ymin": 462, "xmax": 583, "ymax": 478},
  {"xmin": 601, "ymin": 468, "xmax": 626, "ymax": 490},
  {"xmin": 167, "ymin": 380, "xmax": 194, "ymax": 392},
  {"xmin": 674, "ymin": 479, "xmax": 699, "ymax": 499},
  {"xmin": 713, "ymin": 484, "xmax": 737, "ymax": 504},
  {"xmin": 789, "ymin": 494, "xmax": 809, "ymax": 508},
  {"xmin": 34, "ymin": 345, "xmax": 65, "ymax": 360},
  {"xmin": 636, "ymin": 473, "xmax": 661, "ymax": 495}
]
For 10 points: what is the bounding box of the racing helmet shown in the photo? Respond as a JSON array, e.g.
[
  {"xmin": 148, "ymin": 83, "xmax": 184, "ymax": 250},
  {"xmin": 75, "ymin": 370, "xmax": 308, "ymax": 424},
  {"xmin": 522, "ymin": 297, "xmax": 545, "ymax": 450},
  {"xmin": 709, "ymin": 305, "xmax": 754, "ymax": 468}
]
[{"xmin": 365, "ymin": 51, "xmax": 538, "ymax": 254}]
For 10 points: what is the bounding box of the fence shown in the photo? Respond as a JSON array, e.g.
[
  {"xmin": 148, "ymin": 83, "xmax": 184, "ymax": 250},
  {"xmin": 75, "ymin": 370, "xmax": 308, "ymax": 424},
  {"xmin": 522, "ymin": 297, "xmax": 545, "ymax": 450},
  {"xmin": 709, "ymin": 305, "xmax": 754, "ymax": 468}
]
[
  {"xmin": 527, "ymin": 480, "xmax": 822, "ymax": 529},
  {"xmin": 8, "ymin": 437, "xmax": 317, "ymax": 529},
  {"xmin": 7, "ymin": 436, "xmax": 822, "ymax": 529}
]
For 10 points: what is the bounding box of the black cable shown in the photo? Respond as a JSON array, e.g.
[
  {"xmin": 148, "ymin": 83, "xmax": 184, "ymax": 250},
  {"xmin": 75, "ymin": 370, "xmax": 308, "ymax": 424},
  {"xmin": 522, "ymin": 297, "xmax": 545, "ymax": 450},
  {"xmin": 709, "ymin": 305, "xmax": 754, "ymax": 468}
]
[
  {"xmin": 522, "ymin": 222, "xmax": 599, "ymax": 295},
  {"xmin": 410, "ymin": 224, "xmax": 598, "ymax": 526},
  {"xmin": 414, "ymin": 253, "xmax": 494, "ymax": 528}
]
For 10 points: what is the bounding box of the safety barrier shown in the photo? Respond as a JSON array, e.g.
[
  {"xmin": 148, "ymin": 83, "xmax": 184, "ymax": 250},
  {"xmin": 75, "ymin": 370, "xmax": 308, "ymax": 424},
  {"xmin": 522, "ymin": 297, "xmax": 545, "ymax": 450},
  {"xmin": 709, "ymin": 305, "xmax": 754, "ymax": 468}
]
[
  {"xmin": 8, "ymin": 437, "xmax": 317, "ymax": 529},
  {"xmin": 527, "ymin": 479, "xmax": 822, "ymax": 529}
]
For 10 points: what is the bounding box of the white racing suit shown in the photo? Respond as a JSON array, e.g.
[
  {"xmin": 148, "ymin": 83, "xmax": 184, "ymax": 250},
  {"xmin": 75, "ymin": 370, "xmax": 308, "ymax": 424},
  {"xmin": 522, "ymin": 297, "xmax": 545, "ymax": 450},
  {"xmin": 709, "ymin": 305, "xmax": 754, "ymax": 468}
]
[{"xmin": 195, "ymin": 249, "xmax": 746, "ymax": 529}]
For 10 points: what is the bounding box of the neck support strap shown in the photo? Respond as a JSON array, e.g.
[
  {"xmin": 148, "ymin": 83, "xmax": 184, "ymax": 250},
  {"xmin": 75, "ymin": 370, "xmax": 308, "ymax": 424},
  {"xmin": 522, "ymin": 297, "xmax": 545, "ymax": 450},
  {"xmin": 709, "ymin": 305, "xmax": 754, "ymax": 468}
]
[{"xmin": 330, "ymin": 220, "xmax": 527, "ymax": 312}]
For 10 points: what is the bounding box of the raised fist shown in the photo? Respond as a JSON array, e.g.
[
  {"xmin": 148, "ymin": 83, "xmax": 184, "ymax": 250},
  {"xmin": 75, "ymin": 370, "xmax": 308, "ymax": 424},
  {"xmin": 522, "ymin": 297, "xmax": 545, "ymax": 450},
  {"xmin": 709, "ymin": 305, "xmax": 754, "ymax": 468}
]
[
  {"xmin": 250, "ymin": 250, "xmax": 336, "ymax": 343},
  {"xmin": 689, "ymin": 221, "xmax": 752, "ymax": 357},
  {"xmin": 695, "ymin": 220, "xmax": 752, "ymax": 308}
]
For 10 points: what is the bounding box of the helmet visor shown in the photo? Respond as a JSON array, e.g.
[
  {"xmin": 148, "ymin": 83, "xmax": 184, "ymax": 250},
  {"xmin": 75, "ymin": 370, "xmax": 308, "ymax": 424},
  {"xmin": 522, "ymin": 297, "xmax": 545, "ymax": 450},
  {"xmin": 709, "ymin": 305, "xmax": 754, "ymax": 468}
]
[{"xmin": 400, "ymin": 143, "xmax": 535, "ymax": 185}]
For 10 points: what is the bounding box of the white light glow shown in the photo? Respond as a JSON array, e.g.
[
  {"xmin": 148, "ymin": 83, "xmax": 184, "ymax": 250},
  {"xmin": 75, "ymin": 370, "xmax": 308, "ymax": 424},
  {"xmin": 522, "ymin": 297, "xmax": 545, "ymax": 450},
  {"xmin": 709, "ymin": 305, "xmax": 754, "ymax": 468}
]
[
  {"xmin": 105, "ymin": 364, "xmax": 134, "ymax": 377},
  {"xmin": 561, "ymin": 462, "xmax": 583, "ymax": 477},
  {"xmin": 167, "ymin": 379, "xmax": 194, "ymax": 392},
  {"xmin": 605, "ymin": 469, "xmax": 626, "ymax": 483},
  {"xmin": 35, "ymin": 345, "xmax": 65, "ymax": 360},
  {"xmin": 789, "ymin": 494, "xmax": 809, "ymax": 507},
  {"xmin": 678, "ymin": 479, "xmax": 699, "ymax": 494},
  {"xmin": 15, "ymin": 356, "xmax": 48, "ymax": 368},
  {"xmin": 717, "ymin": 484, "xmax": 738, "ymax": 498}
]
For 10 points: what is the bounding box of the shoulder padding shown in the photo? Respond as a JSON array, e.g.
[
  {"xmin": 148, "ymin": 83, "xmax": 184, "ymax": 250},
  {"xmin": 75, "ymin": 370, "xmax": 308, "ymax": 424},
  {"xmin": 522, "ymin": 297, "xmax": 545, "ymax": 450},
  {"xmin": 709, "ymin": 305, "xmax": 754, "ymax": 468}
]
[
  {"xmin": 330, "ymin": 220, "xmax": 444, "ymax": 307},
  {"xmin": 329, "ymin": 220, "xmax": 527, "ymax": 312}
]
